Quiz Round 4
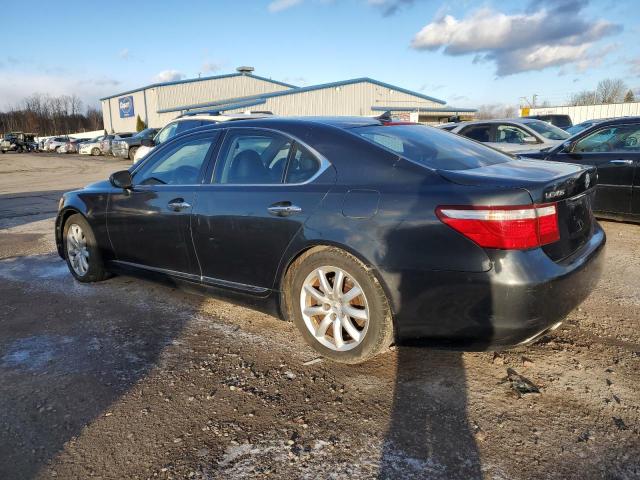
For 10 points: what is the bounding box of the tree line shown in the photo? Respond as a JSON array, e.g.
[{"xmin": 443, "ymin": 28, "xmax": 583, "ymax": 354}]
[
  {"xmin": 568, "ymin": 78, "xmax": 635, "ymax": 106},
  {"xmin": 0, "ymin": 94, "xmax": 103, "ymax": 137}
]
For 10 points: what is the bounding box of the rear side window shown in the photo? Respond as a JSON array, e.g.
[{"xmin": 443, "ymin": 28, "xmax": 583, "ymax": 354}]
[
  {"xmin": 460, "ymin": 125, "xmax": 492, "ymax": 143},
  {"xmin": 285, "ymin": 144, "xmax": 320, "ymax": 183},
  {"xmin": 353, "ymin": 124, "xmax": 510, "ymax": 170}
]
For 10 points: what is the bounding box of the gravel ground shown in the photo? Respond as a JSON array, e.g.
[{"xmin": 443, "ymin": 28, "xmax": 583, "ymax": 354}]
[{"xmin": 0, "ymin": 152, "xmax": 639, "ymax": 479}]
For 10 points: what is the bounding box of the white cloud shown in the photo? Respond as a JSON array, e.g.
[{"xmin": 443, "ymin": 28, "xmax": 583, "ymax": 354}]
[
  {"xmin": 268, "ymin": 0, "xmax": 303, "ymax": 13},
  {"xmin": 201, "ymin": 61, "xmax": 222, "ymax": 73},
  {"xmin": 119, "ymin": 48, "xmax": 130, "ymax": 60},
  {"xmin": 153, "ymin": 70, "xmax": 186, "ymax": 83},
  {"xmin": 411, "ymin": 2, "xmax": 622, "ymax": 76}
]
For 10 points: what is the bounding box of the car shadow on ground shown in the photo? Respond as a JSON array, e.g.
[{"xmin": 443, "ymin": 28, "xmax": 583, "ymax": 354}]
[
  {"xmin": 0, "ymin": 190, "xmax": 68, "ymax": 230},
  {"xmin": 0, "ymin": 254, "xmax": 194, "ymax": 479}
]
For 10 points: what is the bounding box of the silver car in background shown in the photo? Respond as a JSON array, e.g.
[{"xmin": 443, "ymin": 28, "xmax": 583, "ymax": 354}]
[
  {"xmin": 445, "ymin": 118, "xmax": 570, "ymax": 153},
  {"xmin": 78, "ymin": 136, "xmax": 105, "ymax": 156}
]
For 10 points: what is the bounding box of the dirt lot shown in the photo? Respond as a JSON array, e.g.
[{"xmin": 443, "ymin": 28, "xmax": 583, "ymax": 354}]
[{"xmin": 0, "ymin": 152, "xmax": 639, "ymax": 480}]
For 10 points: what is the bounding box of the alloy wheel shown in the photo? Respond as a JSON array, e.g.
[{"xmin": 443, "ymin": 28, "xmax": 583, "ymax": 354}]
[
  {"xmin": 66, "ymin": 224, "xmax": 89, "ymax": 276},
  {"xmin": 300, "ymin": 266, "xmax": 369, "ymax": 351}
]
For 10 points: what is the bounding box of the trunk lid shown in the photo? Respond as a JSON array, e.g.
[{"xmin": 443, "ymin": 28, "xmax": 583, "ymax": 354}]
[{"xmin": 438, "ymin": 158, "xmax": 597, "ymax": 262}]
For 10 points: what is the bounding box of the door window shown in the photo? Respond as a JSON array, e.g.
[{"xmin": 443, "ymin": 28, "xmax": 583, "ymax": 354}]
[
  {"xmin": 134, "ymin": 137, "xmax": 215, "ymax": 186},
  {"xmin": 155, "ymin": 122, "xmax": 178, "ymax": 144},
  {"xmin": 495, "ymin": 124, "xmax": 531, "ymax": 144},
  {"xmin": 574, "ymin": 124, "xmax": 640, "ymax": 153},
  {"xmin": 285, "ymin": 144, "xmax": 320, "ymax": 183},
  {"xmin": 214, "ymin": 130, "xmax": 292, "ymax": 184},
  {"xmin": 460, "ymin": 125, "xmax": 492, "ymax": 143}
]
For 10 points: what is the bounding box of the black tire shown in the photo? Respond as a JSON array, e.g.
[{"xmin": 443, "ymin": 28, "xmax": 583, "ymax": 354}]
[
  {"xmin": 128, "ymin": 146, "xmax": 138, "ymax": 161},
  {"xmin": 282, "ymin": 246, "xmax": 394, "ymax": 364},
  {"xmin": 91, "ymin": 147, "xmax": 101, "ymax": 156},
  {"xmin": 62, "ymin": 213, "xmax": 108, "ymax": 283}
]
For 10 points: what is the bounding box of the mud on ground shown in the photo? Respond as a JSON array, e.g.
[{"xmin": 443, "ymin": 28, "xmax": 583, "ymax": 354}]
[{"xmin": 0, "ymin": 153, "xmax": 638, "ymax": 479}]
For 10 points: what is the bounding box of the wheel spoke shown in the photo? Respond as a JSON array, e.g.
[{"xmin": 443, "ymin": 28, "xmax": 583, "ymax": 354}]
[
  {"xmin": 333, "ymin": 319, "xmax": 344, "ymax": 349},
  {"xmin": 341, "ymin": 286, "xmax": 362, "ymax": 303},
  {"xmin": 333, "ymin": 270, "xmax": 345, "ymax": 296},
  {"xmin": 303, "ymin": 305, "xmax": 326, "ymax": 317},
  {"xmin": 344, "ymin": 305, "xmax": 367, "ymax": 321},
  {"xmin": 315, "ymin": 315, "xmax": 333, "ymax": 338},
  {"xmin": 341, "ymin": 314, "xmax": 361, "ymax": 342},
  {"xmin": 316, "ymin": 268, "xmax": 332, "ymax": 295},
  {"xmin": 304, "ymin": 285, "xmax": 326, "ymax": 303}
]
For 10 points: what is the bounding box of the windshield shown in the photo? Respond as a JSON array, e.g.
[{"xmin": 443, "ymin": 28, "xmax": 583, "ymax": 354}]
[
  {"xmin": 525, "ymin": 120, "xmax": 570, "ymax": 140},
  {"xmin": 135, "ymin": 128, "xmax": 156, "ymax": 138},
  {"xmin": 353, "ymin": 124, "xmax": 511, "ymax": 170}
]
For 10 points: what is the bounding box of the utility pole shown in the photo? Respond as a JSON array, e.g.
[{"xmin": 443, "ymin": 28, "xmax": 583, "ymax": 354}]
[{"xmin": 520, "ymin": 94, "xmax": 538, "ymax": 108}]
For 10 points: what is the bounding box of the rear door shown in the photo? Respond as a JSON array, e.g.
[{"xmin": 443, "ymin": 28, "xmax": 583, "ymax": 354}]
[
  {"xmin": 107, "ymin": 131, "xmax": 220, "ymax": 277},
  {"xmin": 551, "ymin": 123, "xmax": 640, "ymax": 214},
  {"xmin": 191, "ymin": 127, "xmax": 336, "ymax": 291}
]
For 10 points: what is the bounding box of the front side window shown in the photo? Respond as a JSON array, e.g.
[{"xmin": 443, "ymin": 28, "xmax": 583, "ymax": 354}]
[
  {"xmin": 460, "ymin": 125, "xmax": 492, "ymax": 143},
  {"xmin": 525, "ymin": 120, "xmax": 570, "ymax": 140},
  {"xmin": 134, "ymin": 137, "xmax": 215, "ymax": 185},
  {"xmin": 495, "ymin": 124, "xmax": 532, "ymax": 144},
  {"xmin": 574, "ymin": 124, "xmax": 640, "ymax": 153},
  {"xmin": 353, "ymin": 124, "xmax": 510, "ymax": 170},
  {"xmin": 214, "ymin": 130, "xmax": 292, "ymax": 184},
  {"xmin": 175, "ymin": 120, "xmax": 202, "ymax": 135}
]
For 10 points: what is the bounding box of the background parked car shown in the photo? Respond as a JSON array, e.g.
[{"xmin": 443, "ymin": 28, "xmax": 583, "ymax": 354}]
[
  {"xmin": 565, "ymin": 118, "xmax": 611, "ymax": 136},
  {"xmin": 133, "ymin": 113, "xmax": 273, "ymax": 163},
  {"xmin": 111, "ymin": 128, "xmax": 158, "ymax": 160},
  {"xmin": 100, "ymin": 133, "xmax": 135, "ymax": 155},
  {"xmin": 78, "ymin": 136, "xmax": 105, "ymax": 156},
  {"xmin": 526, "ymin": 114, "xmax": 573, "ymax": 130},
  {"xmin": 448, "ymin": 118, "xmax": 570, "ymax": 153},
  {"xmin": 46, "ymin": 136, "xmax": 70, "ymax": 152},
  {"xmin": 518, "ymin": 116, "xmax": 640, "ymax": 221}
]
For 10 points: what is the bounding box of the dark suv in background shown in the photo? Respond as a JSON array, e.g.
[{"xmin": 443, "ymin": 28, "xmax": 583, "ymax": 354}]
[
  {"xmin": 111, "ymin": 128, "xmax": 158, "ymax": 161},
  {"xmin": 101, "ymin": 133, "xmax": 135, "ymax": 156},
  {"xmin": 527, "ymin": 114, "xmax": 573, "ymax": 130}
]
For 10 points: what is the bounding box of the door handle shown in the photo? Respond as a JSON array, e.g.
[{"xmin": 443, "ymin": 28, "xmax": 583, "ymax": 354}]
[
  {"xmin": 268, "ymin": 202, "xmax": 302, "ymax": 217},
  {"xmin": 608, "ymin": 159, "xmax": 633, "ymax": 165},
  {"xmin": 167, "ymin": 199, "xmax": 192, "ymax": 211}
]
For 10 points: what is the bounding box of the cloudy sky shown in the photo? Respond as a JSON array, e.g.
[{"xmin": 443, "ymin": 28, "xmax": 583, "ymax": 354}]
[{"xmin": 0, "ymin": 0, "xmax": 637, "ymax": 110}]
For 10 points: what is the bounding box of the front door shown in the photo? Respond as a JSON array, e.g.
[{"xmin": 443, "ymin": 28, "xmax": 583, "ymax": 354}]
[
  {"xmin": 107, "ymin": 132, "xmax": 219, "ymax": 276},
  {"xmin": 553, "ymin": 124, "xmax": 640, "ymax": 214},
  {"xmin": 191, "ymin": 128, "xmax": 336, "ymax": 291}
]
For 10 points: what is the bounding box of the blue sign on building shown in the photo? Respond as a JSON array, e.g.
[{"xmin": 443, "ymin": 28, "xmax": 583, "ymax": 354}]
[{"xmin": 119, "ymin": 96, "xmax": 135, "ymax": 118}]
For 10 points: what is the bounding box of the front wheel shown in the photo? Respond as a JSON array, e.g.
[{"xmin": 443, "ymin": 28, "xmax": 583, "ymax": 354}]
[
  {"xmin": 91, "ymin": 147, "xmax": 101, "ymax": 156},
  {"xmin": 63, "ymin": 214, "xmax": 108, "ymax": 283},
  {"xmin": 128, "ymin": 146, "xmax": 138, "ymax": 161},
  {"xmin": 283, "ymin": 247, "xmax": 394, "ymax": 364}
]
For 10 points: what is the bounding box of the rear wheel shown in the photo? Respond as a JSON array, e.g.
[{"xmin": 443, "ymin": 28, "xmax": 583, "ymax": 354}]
[
  {"xmin": 63, "ymin": 214, "xmax": 108, "ymax": 283},
  {"xmin": 91, "ymin": 147, "xmax": 100, "ymax": 156},
  {"xmin": 283, "ymin": 247, "xmax": 394, "ymax": 364}
]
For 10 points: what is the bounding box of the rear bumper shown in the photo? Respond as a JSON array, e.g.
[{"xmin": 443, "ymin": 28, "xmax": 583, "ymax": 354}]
[{"xmin": 390, "ymin": 224, "xmax": 606, "ymax": 348}]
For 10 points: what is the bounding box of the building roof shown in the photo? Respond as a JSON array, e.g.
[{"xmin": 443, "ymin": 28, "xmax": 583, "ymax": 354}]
[
  {"xmin": 156, "ymin": 77, "xmax": 447, "ymax": 114},
  {"xmin": 99, "ymin": 72, "xmax": 297, "ymax": 101}
]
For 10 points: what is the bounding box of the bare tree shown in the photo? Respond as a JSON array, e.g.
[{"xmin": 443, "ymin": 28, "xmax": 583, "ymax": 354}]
[
  {"xmin": 596, "ymin": 78, "xmax": 628, "ymax": 104},
  {"xmin": 568, "ymin": 90, "xmax": 598, "ymax": 106}
]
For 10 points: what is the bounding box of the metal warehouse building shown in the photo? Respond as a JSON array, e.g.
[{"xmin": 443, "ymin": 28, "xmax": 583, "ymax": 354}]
[{"xmin": 101, "ymin": 67, "xmax": 475, "ymax": 132}]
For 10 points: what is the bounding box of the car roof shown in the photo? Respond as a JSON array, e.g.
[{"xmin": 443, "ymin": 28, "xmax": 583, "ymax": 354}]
[
  {"xmin": 452, "ymin": 118, "xmax": 540, "ymax": 127},
  {"xmin": 172, "ymin": 116, "xmax": 384, "ymax": 132},
  {"xmin": 581, "ymin": 116, "xmax": 640, "ymax": 127}
]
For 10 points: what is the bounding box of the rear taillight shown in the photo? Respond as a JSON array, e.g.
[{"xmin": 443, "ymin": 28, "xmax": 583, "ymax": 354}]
[{"xmin": 436, "ymin": 204, "xmax": 560, "ymax": 250}]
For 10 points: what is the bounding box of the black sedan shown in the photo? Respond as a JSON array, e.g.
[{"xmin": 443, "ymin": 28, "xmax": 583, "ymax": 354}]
[
  {"xmin": 519, "ymin": 116, "xmax": 640, "ymax": 221},
  {"xmin": 55, "ymin": 117, "xmax": 605, "ymax": 363}
]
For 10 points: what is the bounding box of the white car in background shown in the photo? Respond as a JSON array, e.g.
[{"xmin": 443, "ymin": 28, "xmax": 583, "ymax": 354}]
[
  {"xmin": 78, "ymin": 136, "xmax": 105, "ymax": 156},
  {"xmin": 133, "ymin": 112, "xmax": 274, "ymax": 163},
  {"xmin": 445, "ymin": 118, "xmax": 571, "ymax": 154}
]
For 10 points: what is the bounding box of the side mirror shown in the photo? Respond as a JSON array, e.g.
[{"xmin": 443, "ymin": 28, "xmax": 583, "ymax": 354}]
[
  {"xmin": 140, "ymin": 138, "xmax": 155, "ymax": 148},
  {"xmin": 110, "ymin": 170, "xmax": 133, "ymax": 189},
  {"xmin": 561, "ymin": 140, "xmax": 574, "ymax": 153},
  {"xmin": 523, "ymin": 135, "xmax": 538, "ymax": 145}
]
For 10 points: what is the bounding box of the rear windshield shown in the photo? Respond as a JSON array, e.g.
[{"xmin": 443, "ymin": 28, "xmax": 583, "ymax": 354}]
[
  {"xmin": 525, "ymin": 120, "xmax": 570, "ymax": 140},
  {"xmin": 352, "ymin": 124, "xmax": 511, "ymax": 170}
]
